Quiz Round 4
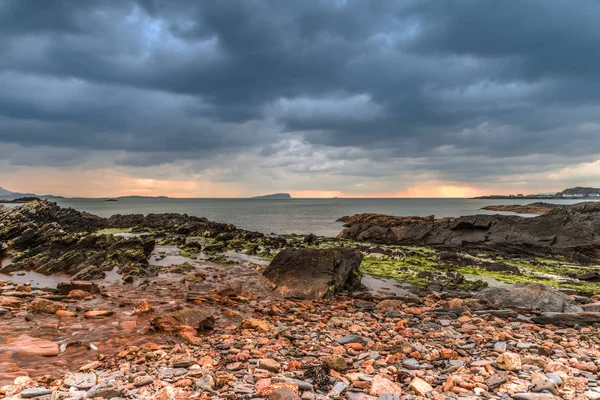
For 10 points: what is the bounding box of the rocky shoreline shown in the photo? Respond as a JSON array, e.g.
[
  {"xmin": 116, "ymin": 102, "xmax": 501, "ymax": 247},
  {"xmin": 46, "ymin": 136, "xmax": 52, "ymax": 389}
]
[{"xmin": 1, "ymin": 201, "xmax": 600, "ymax": 399}]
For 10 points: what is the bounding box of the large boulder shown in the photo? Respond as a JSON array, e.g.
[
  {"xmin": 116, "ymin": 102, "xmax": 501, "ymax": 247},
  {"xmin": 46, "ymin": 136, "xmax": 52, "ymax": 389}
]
[
  {"xmin": 477, "ymin": 283, "xmax": 583, "ymax": 312},
  {"xmin": 263, "ymin": 248, "xmax": 363, "ymax": 299}
]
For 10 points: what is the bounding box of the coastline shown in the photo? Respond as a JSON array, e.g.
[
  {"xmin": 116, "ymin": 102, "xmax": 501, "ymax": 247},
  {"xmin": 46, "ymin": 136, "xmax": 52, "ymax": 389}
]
[{"xmin": 1, "ymin": 201, "xmax": 600, "ymax": 399}]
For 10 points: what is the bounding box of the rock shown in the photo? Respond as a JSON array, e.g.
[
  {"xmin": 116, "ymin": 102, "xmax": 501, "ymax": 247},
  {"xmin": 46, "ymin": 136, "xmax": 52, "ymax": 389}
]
[
  {"xmin": 133, "ymin": 375, "xmax": 154, "ymax": 387},
  {"xmin": 55, "ymin": 310, "xmax": 77, "ymax": 317},
  {"xmin": 584, "ymin": 391, "xmax": 600, "ymax": 400},
  {"xmin": 478, "ymin": 283, "xmax": 583, "ymax": 312},
  {"xmin": 269, "ymin": 388, "xmax": 301, "ymax": 400},
  {"xmin": 263, "ymin": 247, "xmax": 363, "ymax": 299},
  {"xmin": 134, "ymin": 300, "xmax": 153, "ymax": 314},
  {"xmin": 64, "ymin": 373, "xmax": 97, "ymax": 390},
  {"xmin": 328, "ymin": 381, "xmax": 347, "ymax": 398},
  {"xmin": 407, "ymin": 377, "xmax": 433, "ymax": 396},
  {"xmin": 67, "ymin": 289, "xmax": 91, "ymax": 299},
  {"xmin": 322, "ymin": 354, "xmax": 348, "ymax": 371},
  {"xmin": 370, "ymin": 375, "xmax": 402, "ymax": 397},
  {"xmin": 531, "ymin": 377, "xmax": 559, "ymax": 395},
  {"xmin": 241, "ymin": 318, "xmax": 273, "ymax": 333},
  {"xmin": 496, "ymin": 352, "xmax": 521, "ymax": 371},
  {"xmin": 217, "ymin": 280, "xmax": 244, "ymax": 297},
  {"xmin": 4, "ymin": 336, "xmax": 59, "ymax": 357},
  {"xmin": 194, "ymin": 375, "xmax": 215, "ymax": 391},
  {"xmin": 151, "ymin": 307, "xmax": 214, "ymax": 332},
  {"xmin": 0, "ymin": 307, "xmax": 8, "ymax": 315},
  {"xmin": 582, "ymin": 302, "xmax": 600, "ymax": 312},
  {"xmin": 86, "ymin": 380, "xmax": 122, "ymax": 399},
  {"xmin": 545, "ymin": 373, "xmax": 563, "ymax": 386},
  {"xmin": 84, "ymin": 310, "xmax": 113, "ymax": 318},
  {"xmin": 29, "ymin": 298, "xmax": 66, "ymax": 314},
  {"xmin": 511, "ymin": 394, "xmax": 556, "ymax": 400},
  {"xmin": 335, "ymin": 334, "xmax": 367, "ymax": 345},
  {"xmin": 336, "ymin": 202, "xmax": 600, "ymax": 249},
  {"xmin": 532, "ymin": 312, "xmax": 600, "ymax": 325},
  {"xmin": 258, "ymin": 358, "xmax": 282, "ymax": 372},
  {"xmin": 20, "ymin": 388, "xmax": 53, "ymax": 398},
  {"xmin": 57, "ymin": 281, "xmax": 100, "ymax": 295}
]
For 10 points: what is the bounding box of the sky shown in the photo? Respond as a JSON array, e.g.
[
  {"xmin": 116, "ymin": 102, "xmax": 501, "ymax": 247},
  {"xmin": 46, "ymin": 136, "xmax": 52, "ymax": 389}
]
[{"xmin": 1, "ymin": 0, "xmax": 600, "ymax": 198}]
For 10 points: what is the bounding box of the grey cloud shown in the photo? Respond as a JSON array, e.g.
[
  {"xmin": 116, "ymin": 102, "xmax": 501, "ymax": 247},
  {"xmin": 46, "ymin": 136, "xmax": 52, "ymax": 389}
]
[{"xmin": 1, "ymin": 0, "xmax": 599, "ymax": 189}]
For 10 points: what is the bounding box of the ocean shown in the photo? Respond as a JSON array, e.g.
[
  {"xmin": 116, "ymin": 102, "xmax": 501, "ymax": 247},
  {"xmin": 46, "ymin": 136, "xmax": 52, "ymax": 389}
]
[{"xmin": 42, "ymin": 197, "xmax": 597, "ymax": 237}]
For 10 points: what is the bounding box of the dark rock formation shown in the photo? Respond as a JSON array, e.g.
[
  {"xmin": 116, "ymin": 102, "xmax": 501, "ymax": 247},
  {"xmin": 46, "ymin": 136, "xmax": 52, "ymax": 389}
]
[
  {"xmin": 337, "ymin": 202, "xmax": 600, "ymax": 252},
  {"xmin": 0, "ymin": 200, "xmax": 265, "ymax": 280},
  {"xmin": 481, "ymin": 202, "xmax": 563, "ymax": 215},
  {"xmin": 477, "ymin": 283, "xmax": 583, "ymax": 312},
  {"xmin": 532, "ymin": 312, "xmax": 600, "ymax": 325},
  {"xmin": 263, "ymin": 247, "xmax": 363, "ymax": 299}
]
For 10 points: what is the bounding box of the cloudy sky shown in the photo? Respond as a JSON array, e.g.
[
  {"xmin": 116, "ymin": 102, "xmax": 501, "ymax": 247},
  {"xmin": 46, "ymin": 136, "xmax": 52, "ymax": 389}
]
[{"xmin": 1, "ymin": 0, "xmax": 600, "ymax": 198}]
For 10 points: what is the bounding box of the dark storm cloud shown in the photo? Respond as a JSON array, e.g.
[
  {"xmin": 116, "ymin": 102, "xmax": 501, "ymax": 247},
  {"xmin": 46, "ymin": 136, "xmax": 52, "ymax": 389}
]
[{"xmin": 1, "ymin": 0, "xmax": 600, "ymax": 181}]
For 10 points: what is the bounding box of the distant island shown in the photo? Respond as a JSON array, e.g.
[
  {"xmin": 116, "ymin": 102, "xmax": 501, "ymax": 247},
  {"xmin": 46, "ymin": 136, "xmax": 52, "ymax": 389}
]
[
  {"xmin": 0, "ymin": 196, "xmax": 42, "ymax": 204},
  {"xmin": 0, "ymin": 186, "xmax": 63, "ymax": 201},
  {"xmin": 475, "ymin": 186, "xmax": 600, "ymax": 199},
  {"xmin": 116, "ymin": 195, "xmax": 168, "ymax": 200},
  {"xmin": 250, "ymin": 193, "xmax": 292, "ymax": 199}
]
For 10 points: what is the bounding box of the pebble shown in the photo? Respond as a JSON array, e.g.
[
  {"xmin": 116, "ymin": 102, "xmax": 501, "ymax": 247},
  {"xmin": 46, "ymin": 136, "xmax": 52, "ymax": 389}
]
[{"xmin": 20, "ymin": 388, "xmax": 53, "ymax": 398}]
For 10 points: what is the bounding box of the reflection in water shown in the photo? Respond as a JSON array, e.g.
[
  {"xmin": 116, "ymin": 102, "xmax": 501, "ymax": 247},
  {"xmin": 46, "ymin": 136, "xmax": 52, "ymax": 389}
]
[
  {"xmin": 0, "ymin": 270, "xmax": 71, "ymax": 289},
  {"xmin": 361, "ymin": 274, "xmax": 419, "ymax": 297}
]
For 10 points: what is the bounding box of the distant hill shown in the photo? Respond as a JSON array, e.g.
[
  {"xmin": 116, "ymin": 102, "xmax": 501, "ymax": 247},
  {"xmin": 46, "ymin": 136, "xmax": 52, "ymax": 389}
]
[
  {"xmin": 475, "ymin": 186, "xmax": 600, "ymax": 199},
  {"xmin": 558, "ymin": 187, "xmax": 600, "ymax": 197},
  {"xmin": 250, "ymin": 193, "xmax": 292, "ymax": 199},
  {"xmin": 0, "ymin": 186, "xmax": 63, "ymax": 200}
]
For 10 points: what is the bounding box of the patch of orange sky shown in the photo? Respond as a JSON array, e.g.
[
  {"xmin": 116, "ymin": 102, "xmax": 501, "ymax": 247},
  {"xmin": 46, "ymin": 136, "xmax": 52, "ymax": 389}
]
[{"xmin": 2, "ymin": 168, "xmax": 558, "ymax": 198}]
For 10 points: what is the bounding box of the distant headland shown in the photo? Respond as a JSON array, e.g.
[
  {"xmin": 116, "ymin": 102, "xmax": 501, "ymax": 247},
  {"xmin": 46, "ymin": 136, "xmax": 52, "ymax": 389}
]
[
  {"xmin": 475, "ymin": 186, "xmax": 600, "ymax": 199},
  {"xmin": 250, "ymin": 193, "xmax": 292, "ymax": 199}
]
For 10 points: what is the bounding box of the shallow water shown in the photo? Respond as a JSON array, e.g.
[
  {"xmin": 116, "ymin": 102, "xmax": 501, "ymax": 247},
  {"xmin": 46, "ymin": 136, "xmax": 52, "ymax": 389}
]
[
  {"xmin": 0, "ymin": 270, "xmax": 71, "ymax": 289},
  {"xmin": 51, "ymin": 197, "xmax": 598, "ymax": 236}
]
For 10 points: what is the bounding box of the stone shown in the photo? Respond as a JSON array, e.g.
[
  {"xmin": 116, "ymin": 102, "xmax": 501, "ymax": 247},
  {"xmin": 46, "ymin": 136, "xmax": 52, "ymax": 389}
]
[
  {"xmin": 20, "ymin": 388, "xmax": 53, "ymax": 398},
  {"xmin": 545, "ymin": 373, "xmax": 562, "ymax": 386},
  {"xmin": 4, "ymin": 336, "xmax": 59, "ymax": 357},
  {"xmin": 584, "ymin": 391, "xmax": 600, "ymax": 400},
  {"xmin": 335, "ymin": 334, "xmax": 367, "ymax": 345},
  {"xmin": 64, "ymin": 373, "xmax": 97, "ymax": 389},
  {"xmin": 322, "ymin": 354, "xmax": 348, "ymax": 371},
  {"xmin": 269, "ymin": 388, "xmax": 302, "ymax": 400},
  {"xmin": 530, "ymin": 377, "xmax": 559, "ymax": 395},
  {"xmin": 532, "ymin": 312, "xmax": 600, "ymax": 325},
  {"xmin": 56, "ymin": 281, "xmax": 100, "ymax": 295},
  {"xmin": 67, "ymin": 289, "xmax": 91, "ymax": 299},
  {"xmin": 84, "ymin": 310, "xmax": 113, "ymax": 318},
  {"xmin": 86, "ymin": 380, "xmax": 122, "ymax": 399},
  {"xmin": 496, "ymin": 352, "xmax": 521, "ymax": 371},
  {"xmin": 478, "ymin": 283, "xmax": 583, "ymax": 312},
  {"xmin": 258, "ymin": 358, "xmax": 282, "ymax": 372},
  {"xmin": 133, "ymin": 375, "xmax": 154, "ymax": 387},
  {"xmin": 134, "ymin": 300, "xmax": 153, "ymax": 314},
  {"xmin": 370, "ymin": 375, "xmax": 402, "ymax": 397},
  {"xmin": 511, "ymin": 394, "xmax": 556, "ymax": 400},
  {"xmin": 29, "ymin": 298, "xmax": 66, "ymax": 314},
  {"xmin": 55, "ymin": 310, "xmax": 77, "ymax": 317},
  {"xmin": 407, "ymin": 377, "xmax": 433, "ymax": 396},
  {"xmin": 263, "ymin": 247, "xmax": 363, "ymax": 299},
  {"xmin": 194, "ymin": 375, "xmax": 215, "ymax": 391},
  {"xmin": 151, "ymin": 307, "xmax": 214, "ymax": 332}
]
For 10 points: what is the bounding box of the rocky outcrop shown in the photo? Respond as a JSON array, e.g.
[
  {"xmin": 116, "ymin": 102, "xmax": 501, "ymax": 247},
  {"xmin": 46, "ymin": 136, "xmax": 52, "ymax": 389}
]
[
  {"xmin": 263, "ymin": 248, "xmax": 363, "ymax": 299},
  {"xmin": 0, "ymin": 200, "xmax": 267, "ymax": 280},
  {"xmin": 107, "ymin": 212, "xmax": 263, "ymax": 240},
  {"xmin": 478, "ymin": 283, "xmax": 583, "ymax": 312},
  {"xmin": 337, "ymin": 202, "xmax": 600, "ymax": 252},
  {"xmin": 481, "ymin": 202, "xmax": 563, "ymax": 215}
]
